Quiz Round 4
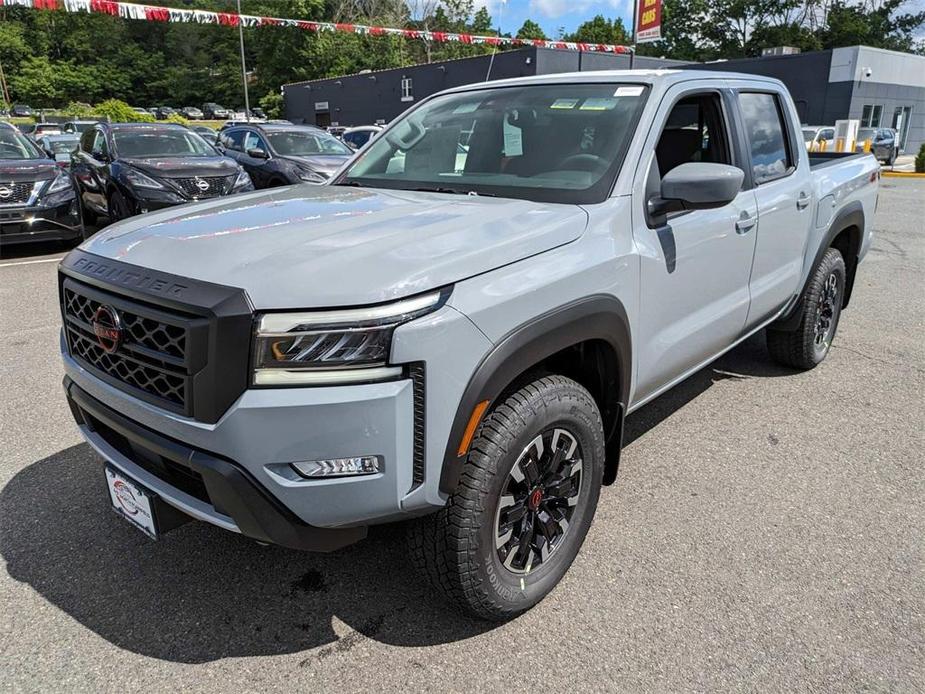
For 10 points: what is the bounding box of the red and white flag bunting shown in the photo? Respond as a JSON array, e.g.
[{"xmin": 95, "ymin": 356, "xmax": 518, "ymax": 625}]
[{"xmin": 0, "ymin": 0, "xmax": 633, "ymax": 54}]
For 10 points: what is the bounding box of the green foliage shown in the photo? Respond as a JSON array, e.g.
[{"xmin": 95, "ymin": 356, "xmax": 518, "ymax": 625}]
[
  {"xmin": 62, "ymin": 101, "xmax": 95, "ymax": 118},
  {"xmin": 915, "ymin": 143, "xmax": 925, "ymax": 173},
  {"xmin": 516, "ymin": 20, "xmax": 547, "ymax": 41},
  {"xmin": 563, "ymin": 14, "xmax": 630, "ymax": 45},
  {"xmin": 259, "ymin": 91, "xmax": 284, "ymax": 119},
  {"xmin": 94, "ymin": 99, "xmax": 154, "ymax": 123},
  {"xmin": 164, "ymin": 113, "xmax": 190, "ymax": 126}
]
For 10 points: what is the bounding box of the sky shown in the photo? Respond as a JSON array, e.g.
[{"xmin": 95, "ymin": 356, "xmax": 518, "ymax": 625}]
[{"xmin": 474, "ymin": 0, "xmax": 636, "ymax": 39}]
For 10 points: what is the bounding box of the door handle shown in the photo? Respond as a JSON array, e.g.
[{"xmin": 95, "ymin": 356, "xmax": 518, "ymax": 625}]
[
  {"xmin": 797, "ymin": 192, "xmax": 811, "ymax": 210},
  {"xmin": 735, "ymin": 214, "xmax": 757, "ymax": 234}
]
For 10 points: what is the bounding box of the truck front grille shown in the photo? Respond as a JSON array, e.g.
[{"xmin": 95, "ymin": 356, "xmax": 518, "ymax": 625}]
[{"xmin": 62, "ymin": 282, "xmax": 193, "ymax": 414}]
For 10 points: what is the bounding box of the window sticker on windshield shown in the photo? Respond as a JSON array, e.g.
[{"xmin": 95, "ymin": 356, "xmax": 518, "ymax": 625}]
[
  {"xmin": 550, "ymin": 99, "xmax": 579, "ymax": 110},
  {"xmin": 453, "ymin": 102, "xmax": 481, "ymax": 114},
  {"xmin": 579, "ymin": 98, "xmax": 618, "ymax": 111},
  {"xmin": 614, "ymin": 86, "xmax": 645, "ymax": 97}
]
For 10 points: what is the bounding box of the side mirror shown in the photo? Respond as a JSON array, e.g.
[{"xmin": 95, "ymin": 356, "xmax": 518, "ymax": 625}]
[
  {"xmin": 649, "ymin": 162, "xmax": 744, "ymax": 216},
  {"xmin": 247, "ymin": 147, "xmax": 268, "ymax": 159}
]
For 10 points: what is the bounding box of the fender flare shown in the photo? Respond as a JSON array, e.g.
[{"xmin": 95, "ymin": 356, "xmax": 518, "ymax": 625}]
[
  {"xmin": 438, "ymin": 295, "xmax": 632, "ymax": 495},
  {"xmin": 774, "ymin": 201, "xmax": 864, "ymax": 331}
]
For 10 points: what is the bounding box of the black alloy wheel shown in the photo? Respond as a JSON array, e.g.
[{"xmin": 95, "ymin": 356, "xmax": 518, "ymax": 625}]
[{"xmin": 494, "ymin": 428, "xmax": 583, "ymax": 575}]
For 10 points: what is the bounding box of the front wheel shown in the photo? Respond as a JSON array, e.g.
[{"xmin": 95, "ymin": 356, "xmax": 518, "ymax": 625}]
[
  {"xmin": 409, "ymin": 375, "xmax": 605, "ymax": 620},
  {"xmin": 108, "ymin": 189, "xmax": 134, "ymax": 223},
  {"xmin": 767, "ymin": 247, "xmax": 846, "ymax": 369}
]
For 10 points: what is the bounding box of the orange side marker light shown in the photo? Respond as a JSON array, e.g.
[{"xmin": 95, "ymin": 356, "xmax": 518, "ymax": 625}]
[{"xmin": 457, "ymin": 400, "xmax": 490, "ymax": 457}]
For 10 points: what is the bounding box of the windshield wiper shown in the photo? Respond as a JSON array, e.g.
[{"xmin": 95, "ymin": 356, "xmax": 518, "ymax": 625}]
[{"xmin": 412, "ymin": 186, "xmax": 496, "ymax": 197}]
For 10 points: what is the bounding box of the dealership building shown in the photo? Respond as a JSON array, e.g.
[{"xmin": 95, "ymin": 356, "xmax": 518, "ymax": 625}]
[{"xmin": 283, "ymin": 44, "xmax": 925, "ymax": 152}]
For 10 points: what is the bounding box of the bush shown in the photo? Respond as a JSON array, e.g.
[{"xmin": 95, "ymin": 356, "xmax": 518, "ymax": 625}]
[
  {"xmin": 63, "ymin": 101, "xmax": 95, "ymax": 119},
  {"xmin": 93, "ymin": 98, "xmax": 154, "ymax": 123},
  {"xmin": 259, "ymin": 92, "xmax": 283, "ymax": 119},
  {"xmin": 915, "ymin": 143, "xmax": 925, "ymax": 173},
  {"xmin": 163, "ymin": 113, "xmax": 190, "ymax": 126}
]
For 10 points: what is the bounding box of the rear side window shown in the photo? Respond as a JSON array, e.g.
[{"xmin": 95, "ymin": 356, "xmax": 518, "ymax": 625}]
[{"xmin": 738, "ymin": 92, "xmax": 793, "ymax": 183}]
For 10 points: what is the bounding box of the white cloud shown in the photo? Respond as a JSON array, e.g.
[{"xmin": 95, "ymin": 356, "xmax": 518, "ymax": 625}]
[{"xmin": 529, "ymin": 0, "xmax": 633, "ymax": 20}]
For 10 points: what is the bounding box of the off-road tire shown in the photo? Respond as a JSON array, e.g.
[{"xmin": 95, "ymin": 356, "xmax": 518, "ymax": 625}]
[
  {"xmin": 408, "ymin": 375, "xmax": 605, "ymax": 620},
  {"xmin": 767, "ymin": 247, "xmax": 846, "ymax": 369}
]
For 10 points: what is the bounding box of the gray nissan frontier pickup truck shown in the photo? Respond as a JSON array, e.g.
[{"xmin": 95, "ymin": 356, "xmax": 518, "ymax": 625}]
[{"xmin": 59, "ymin": 70, "xmax": 879, "ymax": 619}]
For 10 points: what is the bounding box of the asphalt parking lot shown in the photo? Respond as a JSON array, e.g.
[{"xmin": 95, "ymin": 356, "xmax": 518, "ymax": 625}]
[{"xmin": 1, "ymin": 179, "xmax": 923, "ymax": 693}]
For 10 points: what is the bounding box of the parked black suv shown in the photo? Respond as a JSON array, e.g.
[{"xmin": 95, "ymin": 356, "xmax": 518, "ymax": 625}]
[
  {"xmin": 0, "ymin": 126, "xmax": 82, "ymax": 245},
  {"xmin": 70, "ymin": 122, "xmax": 253, "ymax": 225},
  {"xmin": 202, "ymin": 102, "xmax": 232, "ymax": 120},
  {"xmin": 219, "ymin": 123, "xmax": 352, "ymax": 187}
]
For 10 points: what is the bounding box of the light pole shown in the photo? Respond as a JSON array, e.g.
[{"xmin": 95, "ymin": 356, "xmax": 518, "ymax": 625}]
[{"xmin": 236, "ymin": 0, "xmax": 251, "ymax": 121}]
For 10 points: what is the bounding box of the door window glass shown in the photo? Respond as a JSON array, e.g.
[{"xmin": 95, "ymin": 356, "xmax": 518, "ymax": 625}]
[
  {"xmin": 90, "ymin": 131, "xmax": 108, "ymax": 159},
  {"xmin": 738, "ymin": 92, "xmax": 793, "ymax": 183},
  {"xmin": 220, "ymin": 130, "xmax": 246, "ymax": 151},
  {"xmin": 243, "ymin": 131, "xmax": 267, "ymax": 152},
  {"xmin": 654, "ymin": 93, "xmax": 731, "ymax": 177}
]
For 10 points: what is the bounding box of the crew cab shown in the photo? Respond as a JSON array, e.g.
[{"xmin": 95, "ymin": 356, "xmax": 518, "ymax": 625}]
[{"xmin": 58, "ymin": 71, "xmax": 877, "ymax": 620}]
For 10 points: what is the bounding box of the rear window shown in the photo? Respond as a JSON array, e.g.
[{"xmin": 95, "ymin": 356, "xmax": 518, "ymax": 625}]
[{"xmin": 738, "ymin": 92, "xmax": 793, "ymax": 183}]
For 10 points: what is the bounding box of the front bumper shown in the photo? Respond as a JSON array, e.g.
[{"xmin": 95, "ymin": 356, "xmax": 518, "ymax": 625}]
[
  {"xmin": 65, "ymin": 378, "xmax": 366, "ymax": 551},
  {"xmin": 0, "ymin": 197, "xmax": 82, "ymax": 244},
  {"xmin": 63, "ymin": 343, "xmax": 420, "ymax": 532}
]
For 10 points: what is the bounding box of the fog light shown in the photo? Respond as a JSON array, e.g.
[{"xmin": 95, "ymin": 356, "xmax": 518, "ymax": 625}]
[{"xmin": 291, "ymin": 456, "xmax": 381, "ymax": 479}]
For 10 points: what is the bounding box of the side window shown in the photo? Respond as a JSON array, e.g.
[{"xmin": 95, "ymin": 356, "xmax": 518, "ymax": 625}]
[
  {"xmin": 79, "ymin": 129, "xmax": 95, "ymax": 152},
  {"xmin": 90, "ymin": 131, "xmax": 108, "ymax": 159},
  {"xmin": 819, "ymin": 128, "xmax": 835, "ymax": 142},
  {"xmin": 220, "ymin": 130, "xmax": 245, "ymax": 151},
  {"xmin": 738, "ymin": 92, "xmax": 793, "ymax": 184},
  {"xmin": 655, "ymin": 93, "xmax": 731, "ymax": 177},
  {"xmin": 243, "ymin": 131, "xmax": 267, "ymax": 152}
]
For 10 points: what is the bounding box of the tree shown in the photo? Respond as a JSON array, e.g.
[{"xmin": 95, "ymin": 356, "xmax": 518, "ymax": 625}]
[
  {"xmin": 516, "ymin": 19, "xmax": 547, "ymax": 41},
  {"xmin": 564, "ymin": 14, "xmax": 630, "ymax": 45},
  {"xmin": 471, "ymin": 7, "xmax": 493, "ymax": 34}
]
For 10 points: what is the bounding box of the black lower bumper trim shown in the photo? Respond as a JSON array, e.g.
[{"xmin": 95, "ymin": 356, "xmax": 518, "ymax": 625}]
[{"xmin": 64, "ymin": 377, "xmax": 367, "ymax": 552}]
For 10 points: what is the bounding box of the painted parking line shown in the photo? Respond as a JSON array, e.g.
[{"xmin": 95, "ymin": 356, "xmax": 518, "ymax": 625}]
[{"xmin": 0, "ymin": 256, "xmax": 64, "ymax": 268}]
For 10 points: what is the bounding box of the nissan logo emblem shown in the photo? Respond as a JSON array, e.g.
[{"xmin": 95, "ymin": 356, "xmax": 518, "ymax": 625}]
[
  {"xmin": 0, "ymin": 186, "xmax": 11, "ymax": 200},
  {"xmin": 91, "ymin": 306, "xmax": 123, "ymax": 354},
  {"xmin": 194, "ymin": 177, "xmax": 210, "ymax": 192}
]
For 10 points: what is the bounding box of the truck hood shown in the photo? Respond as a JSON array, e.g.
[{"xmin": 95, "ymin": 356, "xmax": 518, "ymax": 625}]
[{"xmin": 79, "ymin": 184, "xmax": 587, "ymax": 309}]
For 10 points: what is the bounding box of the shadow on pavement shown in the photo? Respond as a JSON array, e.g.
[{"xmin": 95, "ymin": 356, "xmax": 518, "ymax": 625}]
[
  {"xmin": 0, "ymin": 443, "xmax": 498, "ymax": 663},
  {"xmin": 0, "ymin": 333, "xmax": 794, "ymax": 663}
]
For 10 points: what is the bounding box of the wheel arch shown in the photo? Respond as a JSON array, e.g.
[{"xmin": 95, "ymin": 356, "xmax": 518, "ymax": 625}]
[
  {"xmin": 439, "ymin": 295, "xmax": 632, "ymax": 496},
  {"xmin": 774, "ymin": 201, "xmax": 864, "ymax": 330}
]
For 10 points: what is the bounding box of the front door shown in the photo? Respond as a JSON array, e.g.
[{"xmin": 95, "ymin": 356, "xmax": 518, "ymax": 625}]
[{"xmin": 631, "ymin": 86, "xmax": 758, "ymax": 406}]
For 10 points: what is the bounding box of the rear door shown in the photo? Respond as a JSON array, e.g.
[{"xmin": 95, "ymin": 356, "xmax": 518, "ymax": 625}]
[
  {"xmin": 734, "ymin": 88, "xmax": 813, "ymax": 327},
  {"xmin": 630, "ymin": 82, "xmax": 759, "ymax": 404}
]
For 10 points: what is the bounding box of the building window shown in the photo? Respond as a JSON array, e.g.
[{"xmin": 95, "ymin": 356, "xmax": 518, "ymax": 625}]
[
  {"xmin": 401, "ymin": 77, "xmax": 413, "ymax": 102},
  {"xmin": 861, "ymin": 104, "xmax": 882, "ymax": 127}
]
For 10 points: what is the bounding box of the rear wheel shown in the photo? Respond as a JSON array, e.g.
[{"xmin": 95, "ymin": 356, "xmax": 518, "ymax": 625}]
[
  {"xmin": 767, "ymin": 247, "xmax": 846, "ymax": 369},
  {"xmin": 409, "ymin": 375, "xmax": 605, "ymax": 620}
]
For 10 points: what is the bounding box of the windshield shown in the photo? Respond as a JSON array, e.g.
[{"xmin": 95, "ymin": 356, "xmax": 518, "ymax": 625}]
[
  {"xmin": 113, "ymin": 129, "xmax": 216, "ymax": 158},
  {"xmin": 266, "ymin": 130, "xmax": 352, "ymax": 156},
  {"xmin": 338, "ymin": 83, "xmax": 649, "ymax": 204},
  {"xmin": 857, "ymin": 128, "xmax": 877, "ymax": 141},
  {"xmin": 0, "ymin": 129, "xmax": 43, "ymax": 160}
]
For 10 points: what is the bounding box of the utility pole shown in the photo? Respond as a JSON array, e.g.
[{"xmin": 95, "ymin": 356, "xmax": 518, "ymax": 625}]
[
  {"xmin": 236, "ymin": 0, "xmax": 251, "ymax": 121},
  {"xmin": 629, "ymin": 0, "xmax": 637, "ymax": 69}
]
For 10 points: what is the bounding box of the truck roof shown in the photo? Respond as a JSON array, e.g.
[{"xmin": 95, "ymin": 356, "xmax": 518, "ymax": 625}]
[{"xmin": 443, "ymin": 69, "xmax": 787, "ymax": 94}]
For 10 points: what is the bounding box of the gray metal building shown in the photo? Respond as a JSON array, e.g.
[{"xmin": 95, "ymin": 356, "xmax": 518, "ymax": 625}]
[{"xmin": 283, "ymin": 44, "xmax": 925, "ymax": 152}]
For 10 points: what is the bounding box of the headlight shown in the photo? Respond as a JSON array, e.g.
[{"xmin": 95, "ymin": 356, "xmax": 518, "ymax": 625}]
[
  {"xmin": 297, "ymin": 168, "xmax": 326, "ymax": 183},
  {"xmin": 232, "ymin": 169, "xmax": 254, "ymax": 191},
  {"xmin": 45, "ymin": 171, "xmax": 73, "ymax": 195},
  {"xmin": 123, "ymin": 168, "xmax": 165, "ymax": 190},
  {"xmin": 253, "ymin": 289, "xmax": 448, "ymax": 386}
]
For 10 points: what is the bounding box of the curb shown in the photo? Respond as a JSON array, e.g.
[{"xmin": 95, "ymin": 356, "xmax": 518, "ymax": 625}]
[{"xmin": 881, "ymin": 171, "xmax": 925, "ymax": 178}]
